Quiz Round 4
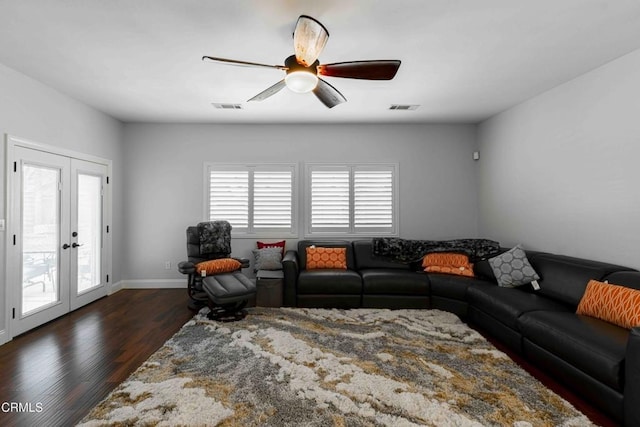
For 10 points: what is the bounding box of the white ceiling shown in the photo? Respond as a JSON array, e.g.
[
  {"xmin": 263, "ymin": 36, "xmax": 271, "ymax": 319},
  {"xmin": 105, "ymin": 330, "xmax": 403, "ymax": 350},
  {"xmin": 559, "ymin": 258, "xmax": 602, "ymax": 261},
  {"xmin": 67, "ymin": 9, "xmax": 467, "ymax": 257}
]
[{"xmin": 1, "ymin": 0, "xmax": 640, "ymax": 124}]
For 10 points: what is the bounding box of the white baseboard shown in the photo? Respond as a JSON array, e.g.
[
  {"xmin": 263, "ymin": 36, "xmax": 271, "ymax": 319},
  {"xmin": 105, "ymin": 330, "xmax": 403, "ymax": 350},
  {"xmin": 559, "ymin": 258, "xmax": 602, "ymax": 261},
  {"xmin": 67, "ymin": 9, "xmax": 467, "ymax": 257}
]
[
  {"xmin": 120, "ymin": 279, "xmax": 186, "ymax": 289},
  {"xmin": 109, "ymin": 281, "xmax": 124, "ymax": 295},
  {"xmin": 0, "ymin": 329, "xmax": 9, "ymax": 346}
]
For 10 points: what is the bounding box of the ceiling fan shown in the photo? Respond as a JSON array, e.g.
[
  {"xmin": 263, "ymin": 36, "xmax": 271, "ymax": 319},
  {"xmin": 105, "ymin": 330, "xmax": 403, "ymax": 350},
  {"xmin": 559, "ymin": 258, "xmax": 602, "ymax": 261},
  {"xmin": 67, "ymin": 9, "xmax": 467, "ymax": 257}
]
[{"xmin": 202, "ymin": 15, "xmax": 401, "ymax": 108}]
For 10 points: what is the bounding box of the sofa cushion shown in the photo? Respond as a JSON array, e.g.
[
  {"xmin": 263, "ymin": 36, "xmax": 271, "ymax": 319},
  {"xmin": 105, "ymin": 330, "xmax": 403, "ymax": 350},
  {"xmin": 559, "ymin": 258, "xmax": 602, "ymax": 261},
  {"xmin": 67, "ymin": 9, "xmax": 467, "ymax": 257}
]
[
  {"xmin": 577, "ymin": 279, "xmax": 640, "ymax": 329},
  {"xmin": 531, "ymin": 253, "xmax": 632, "ymax": 307},
  {"xmin": 473, "ymin": 248, "xmax": 509, "ymax": 281},
  {"xmin": 519, "ymin": 311, "xmax": 629, "ymax": 391},
  {"xmin": 488, "ymin": 245, "xmax": 540, "ymax": 288},
  {"xmin": 422, "ymin": 252, "xmax": 474, "ymax": 277},
  {"xmin": 603, "ymin": 270, "xmax": 640, "ymax": 290},
  {"xmin": 467, "ymin": 285, "xmax": 570, "ymax": 330},
  {"xmin": 353, "ymin": 240, "xmax": 411, "ymax": 270},
  {"xmin": 297, "ymin": 270, "xmax": 362, "ymax": 295},
  {"xmin": 360, "ymin": 269, "xmax": 429, "ymax": 295},
  {"xmin": 429, "ymin": 275, "xmax": 492, "ymax": 301}
]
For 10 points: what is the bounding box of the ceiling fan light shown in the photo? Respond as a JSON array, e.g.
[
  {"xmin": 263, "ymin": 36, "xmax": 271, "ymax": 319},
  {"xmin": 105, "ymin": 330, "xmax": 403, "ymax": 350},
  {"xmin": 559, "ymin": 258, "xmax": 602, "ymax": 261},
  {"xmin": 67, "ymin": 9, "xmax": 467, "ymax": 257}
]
[{"xmin": 285, "ymin": 71, "xmax": 318, "ymax": 93}]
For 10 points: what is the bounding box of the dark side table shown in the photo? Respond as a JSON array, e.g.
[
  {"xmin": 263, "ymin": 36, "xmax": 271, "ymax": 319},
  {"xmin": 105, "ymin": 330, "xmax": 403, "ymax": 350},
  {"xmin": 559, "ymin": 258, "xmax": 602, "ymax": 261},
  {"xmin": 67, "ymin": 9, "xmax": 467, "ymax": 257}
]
[{"xmin": 255, "ymin": 270, "xmax": 284, "ymax": 307}]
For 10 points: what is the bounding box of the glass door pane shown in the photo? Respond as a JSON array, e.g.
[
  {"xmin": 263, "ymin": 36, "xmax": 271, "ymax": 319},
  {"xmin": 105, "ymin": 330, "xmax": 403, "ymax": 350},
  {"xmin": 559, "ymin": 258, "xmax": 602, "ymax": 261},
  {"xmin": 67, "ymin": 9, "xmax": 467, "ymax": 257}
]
[
  {"xmin": 70, "ymin": 159, "xmax": 107, "ymax": 311},
  {"xmin": 76, "ymin": 173, "xmax": 102, "ymax": 294},
  {"xmin": 21, "ymin": 164, "xmax": 60, "ymax": 315}
]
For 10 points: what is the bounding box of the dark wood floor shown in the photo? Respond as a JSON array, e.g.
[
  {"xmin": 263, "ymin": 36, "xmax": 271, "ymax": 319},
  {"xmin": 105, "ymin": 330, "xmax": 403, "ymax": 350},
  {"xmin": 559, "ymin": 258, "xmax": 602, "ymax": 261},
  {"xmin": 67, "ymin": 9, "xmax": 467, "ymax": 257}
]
[
  {"xmin": 0, "ymin": 291, "xmax": 617, "ymax": 426},
  {"xmin": 0, "ymin": 289, "xmax": 194, "ymax": 427}
]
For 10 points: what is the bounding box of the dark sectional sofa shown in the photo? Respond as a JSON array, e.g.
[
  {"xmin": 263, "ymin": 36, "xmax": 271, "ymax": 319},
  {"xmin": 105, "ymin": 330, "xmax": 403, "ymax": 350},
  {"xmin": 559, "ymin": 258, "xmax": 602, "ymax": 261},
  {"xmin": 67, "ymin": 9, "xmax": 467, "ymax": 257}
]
[{"xmin": 282, "ymin": 239, "xmax": 640, "ymax": 426}]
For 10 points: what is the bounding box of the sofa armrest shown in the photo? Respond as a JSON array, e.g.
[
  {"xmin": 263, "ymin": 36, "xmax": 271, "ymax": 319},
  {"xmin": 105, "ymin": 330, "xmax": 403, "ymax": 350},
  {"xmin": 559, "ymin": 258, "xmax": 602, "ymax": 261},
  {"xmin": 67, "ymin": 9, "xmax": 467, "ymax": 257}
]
[
  {"xmin": 233, "ymin": 257, "xmax": 250, "ymax": 269},
  {"xmin": 625, "ymin": 327, "xmax": 640, "ymax": 426},
  {"xmin": 178, "ymin": 261, "xmax": 195, "ymax": 275},
  {"xmin": 282, "ymin": 250, "xmax": 299, "ymax": 307}
]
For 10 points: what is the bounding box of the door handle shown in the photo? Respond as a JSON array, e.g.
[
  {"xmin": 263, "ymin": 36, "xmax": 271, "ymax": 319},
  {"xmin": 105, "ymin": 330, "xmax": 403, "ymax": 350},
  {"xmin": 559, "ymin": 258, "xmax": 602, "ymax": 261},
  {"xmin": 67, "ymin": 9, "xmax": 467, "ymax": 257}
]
[
  {"xmin": 72, "ymin": 243, "xmax": 82, "ymax": 248},
  {"xmin": 62, "ymin": 243, "xmax": 70, "ymax": 249}
]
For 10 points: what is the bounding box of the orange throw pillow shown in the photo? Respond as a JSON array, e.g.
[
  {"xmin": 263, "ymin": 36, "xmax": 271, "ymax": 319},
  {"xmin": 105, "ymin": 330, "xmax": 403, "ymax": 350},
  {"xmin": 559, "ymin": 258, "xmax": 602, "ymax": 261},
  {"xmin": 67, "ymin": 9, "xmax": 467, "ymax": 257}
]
[
  {"xmin": 576, "ymin": 280, "xmax": 640, "ymax": 329},
  {"xmin": 306, "ymin": 247, "xmax": 347, "ymax": 270},
  {"xmin": 422, "ymin": 252, "xmax": 475, "ymax": 277},
  {"xmin": 196, "ymin": 258, "xmax": 242, "ymax": 275}
]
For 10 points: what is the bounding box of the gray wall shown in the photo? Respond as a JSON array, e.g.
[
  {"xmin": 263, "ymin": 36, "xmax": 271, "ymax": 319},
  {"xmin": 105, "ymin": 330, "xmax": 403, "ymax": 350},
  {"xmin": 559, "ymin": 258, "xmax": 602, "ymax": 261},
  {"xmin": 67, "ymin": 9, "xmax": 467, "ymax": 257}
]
[
  {"xmin": 0, "ymin": 63, "xmax": 124, "ymax": 341},
  {"xmin": 7, "ymin": 42, "xmax": 638, "ymax": 338},
  {"xmin": 477, "ymin": 48, "xmax": 640, "ymax": 269},
  {"xmin": 121, "ymin": 123, "xmax": 479, "ymax": 282}
]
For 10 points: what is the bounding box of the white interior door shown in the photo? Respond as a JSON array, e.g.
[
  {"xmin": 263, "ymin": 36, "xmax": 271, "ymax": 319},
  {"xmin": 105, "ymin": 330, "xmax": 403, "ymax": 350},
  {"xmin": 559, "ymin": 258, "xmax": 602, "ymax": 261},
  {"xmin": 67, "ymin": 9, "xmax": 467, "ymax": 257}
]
[{"xmin": 10, "ymin": 146, "xmax": 108, "ymax": 336}]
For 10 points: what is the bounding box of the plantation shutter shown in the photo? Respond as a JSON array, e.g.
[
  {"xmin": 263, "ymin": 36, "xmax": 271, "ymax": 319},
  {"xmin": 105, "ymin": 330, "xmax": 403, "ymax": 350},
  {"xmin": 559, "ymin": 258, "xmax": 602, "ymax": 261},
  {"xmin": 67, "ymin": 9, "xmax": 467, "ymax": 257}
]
[
  {"xmin": 207, "ymin": 164, "xmax": 296, "ymax": 235},
  {"xmin": 308, "ymin": 164, "xmax": 397, "ymax": 235},
  {"xmin": 310, "ymin": 170, "xmax": 350, "ymax": 231},
  {"xmin": 254, "ymin": 170, "xmax": 293, "ymax": 230},
  {"xmin": 354, "ymin": 169, "xmax": 394, "ymax": 231},
  {"xmin": 208, "ymin": 170, "xmax": 249, "ymax": 230}
]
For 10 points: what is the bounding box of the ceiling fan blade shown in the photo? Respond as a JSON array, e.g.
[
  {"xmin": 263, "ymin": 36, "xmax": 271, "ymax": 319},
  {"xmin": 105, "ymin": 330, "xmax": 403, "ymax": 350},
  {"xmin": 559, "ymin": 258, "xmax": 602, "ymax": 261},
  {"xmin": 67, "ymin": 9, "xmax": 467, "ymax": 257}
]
[
  {"xmin": 318, "ymin": 60, "xmax": 401, "ymax": 80},
  {"xmin": 313, "ymin": 78, "xmax": 346, "ymax": 108},
  {"xmin": 202, "ymin": 56, "xmax": 286, "ymax": 70},
  {"xmin": 248, "ymin": 79, "xmax": 286, "ymax": 102},
  {"xmin": 293, "ymin": 15, "xmax": 329, "ymax": 67}
]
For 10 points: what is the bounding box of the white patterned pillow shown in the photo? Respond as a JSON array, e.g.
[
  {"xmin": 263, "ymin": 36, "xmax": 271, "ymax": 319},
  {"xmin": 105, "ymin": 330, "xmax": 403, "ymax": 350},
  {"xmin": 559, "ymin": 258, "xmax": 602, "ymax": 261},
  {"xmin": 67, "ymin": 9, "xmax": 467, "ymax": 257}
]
[
  {"xmin": 488, "ymin": 245, "xmax": 540, "ymax": 288},
  {"xmin": 252, "ymin": 247, "xmax": 283, "ymax": 270}
]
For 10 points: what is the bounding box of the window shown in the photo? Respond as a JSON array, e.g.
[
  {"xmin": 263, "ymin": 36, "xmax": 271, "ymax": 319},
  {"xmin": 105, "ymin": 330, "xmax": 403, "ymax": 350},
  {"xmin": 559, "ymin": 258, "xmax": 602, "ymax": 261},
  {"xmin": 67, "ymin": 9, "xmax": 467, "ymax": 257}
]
[
  {"xmin": 306, "ymin": 163, "xmax": 398, "ymax": 236},
  {"xmin": 206, "ymin": 164, "xmax": 297, "ymax": 236}
]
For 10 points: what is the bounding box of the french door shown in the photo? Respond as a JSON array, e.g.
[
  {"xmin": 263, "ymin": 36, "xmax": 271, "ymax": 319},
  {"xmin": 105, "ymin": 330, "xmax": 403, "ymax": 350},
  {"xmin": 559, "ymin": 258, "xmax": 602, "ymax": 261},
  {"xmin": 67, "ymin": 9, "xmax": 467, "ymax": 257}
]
[{"xmin": 10, "ymin": 146, "xmax": 108, "ymax": 336}]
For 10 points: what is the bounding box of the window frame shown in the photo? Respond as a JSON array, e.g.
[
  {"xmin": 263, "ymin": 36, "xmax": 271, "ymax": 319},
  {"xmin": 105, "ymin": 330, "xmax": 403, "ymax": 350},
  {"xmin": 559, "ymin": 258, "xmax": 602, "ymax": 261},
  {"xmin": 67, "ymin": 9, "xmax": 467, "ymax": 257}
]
[
  {"xmin": 204, "ymin": 163, "xmax": 298, "ymax": 238},
  {"xmin": 304, "ymin": 162, "xmax": 399, "ymax": 237}
]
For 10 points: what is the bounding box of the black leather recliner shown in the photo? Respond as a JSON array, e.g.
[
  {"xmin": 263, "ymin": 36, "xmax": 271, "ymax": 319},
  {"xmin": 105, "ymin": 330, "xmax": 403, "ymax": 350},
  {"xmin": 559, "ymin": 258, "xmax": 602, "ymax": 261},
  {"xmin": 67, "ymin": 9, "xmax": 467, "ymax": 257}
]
[{"xmin": 178, "ymin": 221, "xmax": 254, "ymax": 320}]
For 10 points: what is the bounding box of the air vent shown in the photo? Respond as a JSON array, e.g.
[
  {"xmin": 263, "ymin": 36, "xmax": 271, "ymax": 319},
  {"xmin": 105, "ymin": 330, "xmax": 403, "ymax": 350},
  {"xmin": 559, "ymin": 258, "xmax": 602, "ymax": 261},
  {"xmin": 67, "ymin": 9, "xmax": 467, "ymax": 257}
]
[
  {"xmin": 212, "ymin": 103, "xmax": 243, "ymax": 110},
  {"xmin": 389, "ymin": 104, "xmax": 419, "ymax": 111}
]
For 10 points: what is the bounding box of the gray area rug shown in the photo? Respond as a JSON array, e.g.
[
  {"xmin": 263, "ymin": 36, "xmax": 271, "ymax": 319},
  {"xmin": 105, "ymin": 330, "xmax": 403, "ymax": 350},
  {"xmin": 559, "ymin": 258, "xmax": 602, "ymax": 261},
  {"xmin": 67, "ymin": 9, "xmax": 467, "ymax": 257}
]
[{"xmin": 78, "ymin": 308, "xmax": 594, "ymax": 426}]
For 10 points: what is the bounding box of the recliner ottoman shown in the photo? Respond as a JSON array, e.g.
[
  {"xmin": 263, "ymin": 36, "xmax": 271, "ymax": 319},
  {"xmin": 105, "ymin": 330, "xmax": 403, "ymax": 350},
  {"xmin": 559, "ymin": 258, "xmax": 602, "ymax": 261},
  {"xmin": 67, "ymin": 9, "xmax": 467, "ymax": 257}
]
[{"xmin": 203, "ymin": 272, "xmax": 256, "ymax": 321}]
